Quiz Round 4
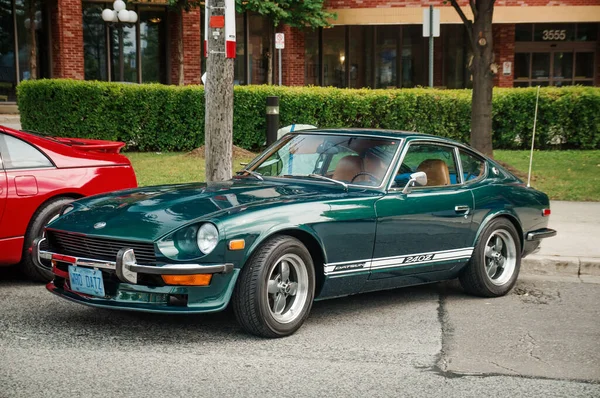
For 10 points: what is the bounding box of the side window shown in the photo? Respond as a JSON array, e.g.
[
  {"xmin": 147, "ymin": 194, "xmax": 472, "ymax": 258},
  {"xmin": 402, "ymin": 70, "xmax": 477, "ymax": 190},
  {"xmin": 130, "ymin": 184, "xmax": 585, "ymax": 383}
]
[
  {"xmin": 395, "ymin": 143, "xmax": 459, "ymax": 187},
  {"xmin": 0, "ymin": 134, "xmax": 53, "ymax": 170},
  {"xmin": 459, "ymin": 150, "xmax": 486, "ymax": 182}
]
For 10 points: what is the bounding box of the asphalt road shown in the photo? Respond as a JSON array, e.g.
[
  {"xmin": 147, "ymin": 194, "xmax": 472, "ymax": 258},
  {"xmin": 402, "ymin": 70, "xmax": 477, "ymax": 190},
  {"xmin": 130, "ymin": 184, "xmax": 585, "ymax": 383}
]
[{"xmin": 0, "ymin": 268, "xmax": 598, "ymax": 398}]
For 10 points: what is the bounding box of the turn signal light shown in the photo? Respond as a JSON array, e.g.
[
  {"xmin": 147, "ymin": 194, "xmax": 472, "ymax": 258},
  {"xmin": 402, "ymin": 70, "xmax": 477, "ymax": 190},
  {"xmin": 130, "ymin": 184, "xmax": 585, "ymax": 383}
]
[
  {"xmin": 161, "ymin": 274, "xmax": 212, "ymax": 286},
  {"xmin": 228, "ymin": 239, "xmax": 245, "ymax": 251},
  {"xmin": 542, "ymin": 209, "xmax": 551, "ymax": 217}
]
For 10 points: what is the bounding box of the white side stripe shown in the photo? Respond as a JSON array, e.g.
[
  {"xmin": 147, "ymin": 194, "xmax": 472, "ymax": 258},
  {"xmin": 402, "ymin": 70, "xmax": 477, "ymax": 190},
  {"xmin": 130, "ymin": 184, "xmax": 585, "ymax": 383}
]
[{"xmin": 324, "ymin": 247, "xmax": 474, "ymax": 275}]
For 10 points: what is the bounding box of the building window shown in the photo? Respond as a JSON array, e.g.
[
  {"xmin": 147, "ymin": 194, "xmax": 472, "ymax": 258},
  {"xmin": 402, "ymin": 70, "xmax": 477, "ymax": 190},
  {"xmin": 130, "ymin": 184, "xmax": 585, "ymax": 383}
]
[
  {"xmin": 0, "ymin": 0, "xmax": 48, "ymax": 102},
  {"xmin": 375, "ymin": 26, "xmax": 397, "ymax": 88},
  {"xmin": 349, "ymin": 26, "xmax": 372, "ymax": 88},
  {"xmin": 305, "ymin": 25, "xmax": 453, "ymax": 89},
  {"xmin": 401, "ymin": 25, "xmax": 426, "ymax": 88},
  {"xmin": 323, "ymin": 26, "xmax": 346, "ymax": 87},
  {"xmin": 83, "ymin": 3, "xmax": 107, "ymax": 81},
  {"xmin": 514, "ymin": 23, "xmax": 597, "ymax": 87},
  {"xmin": 304, "ymin": 28, "xmax": 319, "ymax": 86},
  {"xmin": 140, "ymin": 8, "xmax": 167, "ymax": 83},
  {"xmin": 83, "ymin": 2, "xmax": 167, "ymax": 84}
]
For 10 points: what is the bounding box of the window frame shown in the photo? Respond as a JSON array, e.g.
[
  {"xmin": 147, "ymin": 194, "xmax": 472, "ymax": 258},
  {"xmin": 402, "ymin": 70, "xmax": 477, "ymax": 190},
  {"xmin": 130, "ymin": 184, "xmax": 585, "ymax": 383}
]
[
  {"xmin": 247, "ymin": 132, "xmax": 404, "ymax": 191},
  {"xmin": 388, "ymin": 140, "xmax": 485, "ymax": 192},
  {"xmin": 0, "ymin": 133, "xmax": 55, "ymax": 171}
]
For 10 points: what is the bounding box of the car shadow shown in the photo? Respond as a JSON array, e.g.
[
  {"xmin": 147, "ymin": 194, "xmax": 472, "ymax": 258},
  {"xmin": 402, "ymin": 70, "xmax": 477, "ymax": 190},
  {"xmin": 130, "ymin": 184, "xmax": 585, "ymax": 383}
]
[{"xmin": 41, "ymin": 281, "xmax": 469, "ymax": 343}]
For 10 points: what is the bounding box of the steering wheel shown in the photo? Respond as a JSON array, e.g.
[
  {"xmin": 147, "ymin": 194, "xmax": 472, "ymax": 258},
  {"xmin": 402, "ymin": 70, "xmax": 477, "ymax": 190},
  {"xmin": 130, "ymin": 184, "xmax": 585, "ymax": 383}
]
[{"xmin": 351, "ymin": 172, "xmax": 379, "ymax": 184}]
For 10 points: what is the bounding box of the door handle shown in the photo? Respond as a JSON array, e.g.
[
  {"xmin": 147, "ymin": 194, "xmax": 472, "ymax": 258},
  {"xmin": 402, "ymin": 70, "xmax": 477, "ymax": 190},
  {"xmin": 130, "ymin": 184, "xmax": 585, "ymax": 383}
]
[{"xmin": 455, "ymin": 205, "xmax": 470, "ymax": 214}]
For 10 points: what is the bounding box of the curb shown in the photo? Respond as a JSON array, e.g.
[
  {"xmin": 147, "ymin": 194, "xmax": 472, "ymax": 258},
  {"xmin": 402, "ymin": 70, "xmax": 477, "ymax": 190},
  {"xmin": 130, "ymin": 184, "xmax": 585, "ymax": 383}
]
[{"xmin": 522, "ymin": 255, "xmax": 600, "ymax": 277}]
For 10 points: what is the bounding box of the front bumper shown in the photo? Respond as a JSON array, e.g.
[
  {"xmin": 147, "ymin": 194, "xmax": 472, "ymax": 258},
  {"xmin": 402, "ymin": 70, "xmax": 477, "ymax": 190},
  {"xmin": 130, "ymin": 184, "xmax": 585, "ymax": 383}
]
[{"xmin": 33, "ymin": 237, "xmax": 239, "ymax": 314}]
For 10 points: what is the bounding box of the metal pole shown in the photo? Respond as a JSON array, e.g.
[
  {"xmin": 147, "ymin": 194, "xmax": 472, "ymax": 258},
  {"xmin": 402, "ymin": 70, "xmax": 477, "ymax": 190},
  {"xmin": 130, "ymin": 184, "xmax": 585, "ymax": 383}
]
[
  {"xmin": 119, "ymin": 26, "xmax": 124, "ymax": 82},
  {"xmin": 527, "ymin": 86, "xmax": 541, "ymax": 188},
  {"xmin": 278, "ymin": 49, "xmax": 282, "ymax": 86},
  {"xmin": 428, "ymin": 5, "xmax": 433, "ymax": 88},
  {"xmin": 266, "ymin": 96, "xmax": 279, "ymax": 145}
]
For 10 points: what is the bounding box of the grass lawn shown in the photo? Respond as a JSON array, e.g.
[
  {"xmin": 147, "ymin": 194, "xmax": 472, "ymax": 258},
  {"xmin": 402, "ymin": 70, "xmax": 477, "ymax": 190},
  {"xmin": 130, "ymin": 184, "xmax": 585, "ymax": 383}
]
[
  {"xmin": 125, "ymin": 152, "xmax": 256, "ymax": 187},
  {"xmin": 494, "ymin": 150, "xmax": 600, "ymax": 202},
  {"xmin": 125, "ymin": 150, "xmax": 600, "ymax": 202}
]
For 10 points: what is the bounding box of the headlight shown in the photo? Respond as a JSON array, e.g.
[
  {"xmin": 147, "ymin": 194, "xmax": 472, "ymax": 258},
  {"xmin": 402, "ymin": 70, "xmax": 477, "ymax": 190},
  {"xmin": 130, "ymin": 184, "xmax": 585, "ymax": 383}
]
[
  {"xmin": 197, "ymin": 223, "xmax": 218, "ymax": 254},
  {"xmin": 174, "ymin": 225, "xmax": 200, "ymax": 254},
  {"xmin": 157, "ymin": 223, "xmax": 219, "ymax": 260}
]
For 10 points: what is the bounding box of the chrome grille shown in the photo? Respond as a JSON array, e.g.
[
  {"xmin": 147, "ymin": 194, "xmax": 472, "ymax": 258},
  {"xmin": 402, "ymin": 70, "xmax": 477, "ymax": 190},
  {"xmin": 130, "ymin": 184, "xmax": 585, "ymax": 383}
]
[{"xmin": 47, "ymin": 231, "xmax": 157, "ymax": 265}]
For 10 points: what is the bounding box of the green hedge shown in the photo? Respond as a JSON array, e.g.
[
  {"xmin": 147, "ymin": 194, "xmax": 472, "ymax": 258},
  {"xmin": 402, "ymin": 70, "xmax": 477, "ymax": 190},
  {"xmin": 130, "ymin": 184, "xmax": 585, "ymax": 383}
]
[{"xmin": 17, "ymin": 79, "xmax": 600, "ymax": 151}]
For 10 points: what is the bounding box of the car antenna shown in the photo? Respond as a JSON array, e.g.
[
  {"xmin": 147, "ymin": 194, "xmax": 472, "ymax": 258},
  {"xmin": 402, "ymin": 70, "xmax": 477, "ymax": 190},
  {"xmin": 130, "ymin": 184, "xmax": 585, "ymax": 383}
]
[{"xmin": 526, "ymin": 85, "xmax": 541, "ymax": 188}]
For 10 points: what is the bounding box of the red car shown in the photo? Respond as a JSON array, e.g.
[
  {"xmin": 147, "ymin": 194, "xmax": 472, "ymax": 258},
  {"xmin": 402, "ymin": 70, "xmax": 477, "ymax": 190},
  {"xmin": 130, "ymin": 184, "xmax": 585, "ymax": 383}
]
[{"xmin": 0, "ymin": 126, "xmax": 137, "ymax": 281}]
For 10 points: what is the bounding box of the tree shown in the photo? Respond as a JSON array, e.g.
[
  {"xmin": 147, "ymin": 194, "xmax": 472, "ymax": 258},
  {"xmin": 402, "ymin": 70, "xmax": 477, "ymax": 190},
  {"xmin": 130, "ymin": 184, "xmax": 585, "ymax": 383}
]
[
  {"xmin": 449, "ymin": 0, "xmax": 496, "ymax": 157},
  {"xmin": 204, "ymin": 0, "xmax": 234, "ymax": 182},
  {"xmin": 166, "ymin": 0, "xmax": 193, "ymax": 85},
  {"xmin": 238, "ymin": 0, "xmax": 335, "ymax": 85},
  {"xmin": 203, "ymin": 0, "xmax": 335, "ymax": 183}
]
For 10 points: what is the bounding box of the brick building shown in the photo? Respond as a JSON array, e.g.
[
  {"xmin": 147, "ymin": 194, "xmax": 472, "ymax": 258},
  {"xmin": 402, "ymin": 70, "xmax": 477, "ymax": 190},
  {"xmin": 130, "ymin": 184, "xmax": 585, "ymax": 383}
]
[{"xmin": 0, "ymin": 0, "xmax": 598, "ymax": 102}]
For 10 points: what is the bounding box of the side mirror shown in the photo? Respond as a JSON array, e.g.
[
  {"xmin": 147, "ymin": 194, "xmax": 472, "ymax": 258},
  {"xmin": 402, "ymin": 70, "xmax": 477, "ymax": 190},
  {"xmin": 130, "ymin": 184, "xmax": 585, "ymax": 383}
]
[{"xmin": 402, "ymin": 171, "xmax": 427, "ymax": 194}]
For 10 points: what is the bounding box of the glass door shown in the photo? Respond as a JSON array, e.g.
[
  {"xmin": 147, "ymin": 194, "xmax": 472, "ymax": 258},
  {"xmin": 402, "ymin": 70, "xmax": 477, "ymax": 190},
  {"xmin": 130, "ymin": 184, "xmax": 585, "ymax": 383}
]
[{"xmin": 514, "ymin": 48, "xmax": 596, "ymax": 87}]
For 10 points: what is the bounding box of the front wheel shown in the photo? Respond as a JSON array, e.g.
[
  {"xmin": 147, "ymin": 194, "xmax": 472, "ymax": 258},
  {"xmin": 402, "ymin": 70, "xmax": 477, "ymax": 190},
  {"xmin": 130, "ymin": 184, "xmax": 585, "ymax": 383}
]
[
  {"xmin": 459, "ymin": 218, "xmax": 522, "ymax": 297},
  {"xmin": 233, "ymin": 235, "xmax": 315, "ymax": 338}
]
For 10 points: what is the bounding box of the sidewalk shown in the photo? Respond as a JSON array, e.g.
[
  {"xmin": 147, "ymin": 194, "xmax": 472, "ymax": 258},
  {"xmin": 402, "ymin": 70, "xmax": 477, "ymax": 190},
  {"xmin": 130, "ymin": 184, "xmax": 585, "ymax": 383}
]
[
  {"xmin": 0, "ymin": 114, "xmax": 21, "ymax": 130},
  {"xmin": 522, "ymin": 201, "xmax": 600, "ymax": 280}
]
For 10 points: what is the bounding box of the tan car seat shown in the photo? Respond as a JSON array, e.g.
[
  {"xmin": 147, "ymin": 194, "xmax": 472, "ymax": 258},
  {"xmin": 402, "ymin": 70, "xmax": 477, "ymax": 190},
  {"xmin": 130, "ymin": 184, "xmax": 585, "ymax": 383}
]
[
  {"xmin": 332, "ymin": 155, "xmax": 363, "ymax": 182},
  {"xmin": 417, "ymin": 159, "xmax": 450, "ymax": 186}
]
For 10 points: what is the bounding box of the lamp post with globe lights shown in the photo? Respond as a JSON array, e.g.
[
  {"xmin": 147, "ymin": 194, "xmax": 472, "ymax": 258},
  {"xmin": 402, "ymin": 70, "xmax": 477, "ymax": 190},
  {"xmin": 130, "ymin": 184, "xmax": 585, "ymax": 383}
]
[{"xmin": 101, "ymin": 0, "xmax": 138, "ymax": 82}]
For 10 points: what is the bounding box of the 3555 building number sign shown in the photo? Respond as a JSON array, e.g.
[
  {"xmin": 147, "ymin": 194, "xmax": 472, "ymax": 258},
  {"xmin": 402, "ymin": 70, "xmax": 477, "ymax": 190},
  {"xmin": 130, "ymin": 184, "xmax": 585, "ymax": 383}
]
[{"xmin": 542, "ymin": 29, "xmax": 567, "ymax": 41}]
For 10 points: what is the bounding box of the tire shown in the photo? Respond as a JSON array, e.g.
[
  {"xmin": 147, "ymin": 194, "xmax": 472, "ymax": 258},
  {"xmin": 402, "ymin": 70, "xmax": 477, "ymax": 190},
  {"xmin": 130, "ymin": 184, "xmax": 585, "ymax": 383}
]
[
  {"xmin": 232, "ymin": 235, "xmax": 315, "ymax": 338},
  {"xmin": 22, "ymin": 197, "xmax": 73, "ymax": 282},
  {"xmin": 459, "ymin": 218, "xmax": 522, "ymax": 297}
]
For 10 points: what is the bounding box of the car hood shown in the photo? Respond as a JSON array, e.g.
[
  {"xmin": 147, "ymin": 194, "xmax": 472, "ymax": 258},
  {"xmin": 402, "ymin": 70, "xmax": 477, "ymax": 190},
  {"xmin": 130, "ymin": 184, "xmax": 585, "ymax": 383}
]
[{"xmin": 47, "ymin": 177, "xmax": 341, "ymax": 241}]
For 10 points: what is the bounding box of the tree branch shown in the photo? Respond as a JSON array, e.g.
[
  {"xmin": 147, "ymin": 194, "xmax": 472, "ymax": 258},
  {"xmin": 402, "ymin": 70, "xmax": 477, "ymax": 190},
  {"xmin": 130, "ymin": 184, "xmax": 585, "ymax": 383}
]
[
  {"xmin": 449, "ymin": 0, "xmax": 475, "ymax": 48},
  {"xmin": 469, "ymin": 0, "xmax": 478, "ymax": 19}
]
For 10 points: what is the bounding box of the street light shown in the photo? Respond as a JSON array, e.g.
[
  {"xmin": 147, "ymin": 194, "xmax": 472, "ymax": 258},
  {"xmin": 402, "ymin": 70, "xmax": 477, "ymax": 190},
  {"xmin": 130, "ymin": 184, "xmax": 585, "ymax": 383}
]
[{"xmin": 101, "ymin": 1, "xmax": 138, "ymax": 82}]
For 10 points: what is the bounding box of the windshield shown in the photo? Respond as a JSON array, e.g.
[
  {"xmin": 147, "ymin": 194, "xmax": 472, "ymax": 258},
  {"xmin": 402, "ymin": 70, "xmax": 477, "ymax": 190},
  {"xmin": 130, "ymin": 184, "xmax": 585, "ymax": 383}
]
[{"xmin": 249, "ymin": 133, "xmax": 400, "ymax": 187}]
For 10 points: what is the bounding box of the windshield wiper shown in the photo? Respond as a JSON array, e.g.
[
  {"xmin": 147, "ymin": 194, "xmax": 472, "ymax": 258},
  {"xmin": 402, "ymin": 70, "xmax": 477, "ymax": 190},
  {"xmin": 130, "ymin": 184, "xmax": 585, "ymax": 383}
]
[
  {"xmin": 306, "ymin": 174, "xmax": 348, "ymax": 191},
  {"xmin": 237, "ymin": 169, "xmax": 264, "ymax": 181}
]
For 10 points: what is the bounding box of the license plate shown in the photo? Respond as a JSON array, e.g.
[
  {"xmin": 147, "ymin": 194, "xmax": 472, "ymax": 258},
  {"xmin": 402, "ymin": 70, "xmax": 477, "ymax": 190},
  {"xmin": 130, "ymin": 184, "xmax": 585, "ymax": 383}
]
[{"xmin": 68, "ymin": 265, "xmax": 105, "ymax": 297}]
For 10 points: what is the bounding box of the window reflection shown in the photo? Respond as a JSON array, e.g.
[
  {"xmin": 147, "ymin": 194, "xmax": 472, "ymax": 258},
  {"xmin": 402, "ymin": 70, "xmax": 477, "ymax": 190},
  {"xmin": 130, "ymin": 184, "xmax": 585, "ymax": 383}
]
[
  {"xmin": 110, "ymin": 24, "xmax": 137, "ymax": 82},
  {"xmin": 248, "ymin": 13, "xmax": 270, "ymax": 84},
  {"xmin": 0, "ymin": 0, "xmax": 16, "ymax": 100},
  {"xmin": 349, "ymin": 26, "xmax": 372, "ymax": 88},
  {"xmin": 140, "ymin": 8, "xmax": 167, "ymax": 83},
  {"xmin": 376, "ymin": 26, "xmax": 397, "ymax": 88},
  {"xmin": 83, "ymin": 3, "xmax": 107, "ymax": 81},
  {"xmin": 305, "ymin": 29, "xmax": 319, "ymax": 86},
  {"xmin": 234, "ymin": 13, "xmax": 244, "ymax": 84},
  {"xmin": 323, "ymin": 26, "xmax": 346, "ymax": 87}
]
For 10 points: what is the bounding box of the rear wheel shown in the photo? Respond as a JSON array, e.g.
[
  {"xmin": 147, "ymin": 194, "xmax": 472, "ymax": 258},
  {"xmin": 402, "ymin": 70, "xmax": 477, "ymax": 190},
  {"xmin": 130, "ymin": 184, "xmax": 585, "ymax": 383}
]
[
  {"xmin": 22, "ymin": 197, "xmax": 73, "ymax": 282},
  {"xmin": 459, "ymin": 218, "xmax": 522, "ymax": 297},
  {"xmin": 233, "ymin": 235, "xmax": 315, "ymax": 338}
]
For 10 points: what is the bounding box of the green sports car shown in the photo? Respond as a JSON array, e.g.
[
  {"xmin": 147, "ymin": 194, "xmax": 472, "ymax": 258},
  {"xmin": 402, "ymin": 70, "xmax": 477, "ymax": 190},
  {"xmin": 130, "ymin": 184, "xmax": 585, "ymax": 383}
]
[{"xmin": 34, "ymin": 129, "xmax": 556, "ymax": 338}]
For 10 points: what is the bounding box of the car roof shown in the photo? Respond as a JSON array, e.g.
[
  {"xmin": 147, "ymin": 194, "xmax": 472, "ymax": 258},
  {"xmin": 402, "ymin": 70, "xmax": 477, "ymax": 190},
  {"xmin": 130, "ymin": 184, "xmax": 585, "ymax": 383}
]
[{"xmin": 295, "ymin": 128, "xmax": 467, "ymax": 146}]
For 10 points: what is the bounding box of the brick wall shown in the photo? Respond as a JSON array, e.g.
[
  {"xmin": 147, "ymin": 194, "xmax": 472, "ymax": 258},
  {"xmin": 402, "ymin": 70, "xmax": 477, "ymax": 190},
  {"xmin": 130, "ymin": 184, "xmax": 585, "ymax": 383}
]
[
  {"xmin": 51, "ymin": 0, "xmax": 84, "ymax": 79},
  {"xmin": 279, "ymin": 26, "xmax": 306, "ymax": 86},
  {"xmin": 493, "ymin": 24, "xmax": 516, "ymax": 87},
  {"xmin": 169, "ymin": 8, "xmax": 202, "ymax": 85}
]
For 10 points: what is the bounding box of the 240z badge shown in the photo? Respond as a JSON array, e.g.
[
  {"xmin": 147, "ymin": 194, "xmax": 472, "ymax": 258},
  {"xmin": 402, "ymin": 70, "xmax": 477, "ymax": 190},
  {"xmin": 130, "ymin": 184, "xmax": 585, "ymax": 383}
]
[{"xmin": 402, "ymin": 254, "xmax": 434, "ymax": 264}]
